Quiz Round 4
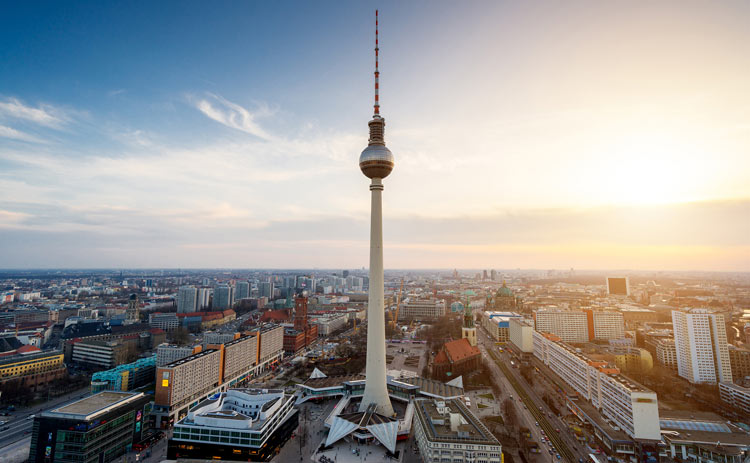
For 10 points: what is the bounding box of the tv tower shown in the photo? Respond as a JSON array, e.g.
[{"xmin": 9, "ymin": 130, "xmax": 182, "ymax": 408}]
[{"xmin": 359, "ymin": 9, "xmax": 394, "ymax": 416}]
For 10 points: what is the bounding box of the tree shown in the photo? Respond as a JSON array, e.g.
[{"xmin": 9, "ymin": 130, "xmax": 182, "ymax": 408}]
[
  {"xmin": 503, "ymin": 398, "xmax": 517, "ymax": 428},
  {"xmin": 172, "ymin": 327, "xmax": 190, "ymax": 346}
]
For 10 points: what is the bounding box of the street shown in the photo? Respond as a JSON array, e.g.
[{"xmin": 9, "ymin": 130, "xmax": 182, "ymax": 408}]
[
  {"xmin": 477, "ymin": 330, "xmax": 590, "ymax": 463},
  {"xmin": 0, "ymin": 384, "xmax": 91, "ymax": 458}
]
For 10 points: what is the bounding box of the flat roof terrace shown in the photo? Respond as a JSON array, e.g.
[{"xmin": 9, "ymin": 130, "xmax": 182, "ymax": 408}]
[
  {"xmin": 415, "ymin": 398, "xmax": 499, "ymax": 446},
  {"xmin": 46, "ymin": 391, "xmax": 144, "ymax": 421}
]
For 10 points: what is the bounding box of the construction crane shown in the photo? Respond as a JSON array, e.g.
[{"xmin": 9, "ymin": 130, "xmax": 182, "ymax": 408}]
[{"xmin": 390, "ymin": 277, "xmax": 404, "ymax": 329}]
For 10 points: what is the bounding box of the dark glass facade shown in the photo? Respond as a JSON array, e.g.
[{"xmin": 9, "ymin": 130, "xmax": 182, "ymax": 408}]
[{"xmin": 28, "ymin": 395, "xmax": 151, "ymax": 463}]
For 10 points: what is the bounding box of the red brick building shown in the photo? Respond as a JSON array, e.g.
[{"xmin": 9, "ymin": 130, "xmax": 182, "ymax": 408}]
[{"xmin": 431, "ymin": 338, "xmax": 481, "ymax": 381}]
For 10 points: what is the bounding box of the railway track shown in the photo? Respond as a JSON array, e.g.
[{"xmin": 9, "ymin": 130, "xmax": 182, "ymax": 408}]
[{"xmin": 488, "ymin": 348, "xmax": 576, "ymax": 463}]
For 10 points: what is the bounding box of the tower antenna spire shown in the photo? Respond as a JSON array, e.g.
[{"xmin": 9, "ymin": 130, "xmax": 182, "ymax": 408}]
[{"xmin": 374, "ymin": 9, "xmax": 380, "ymax": 117}]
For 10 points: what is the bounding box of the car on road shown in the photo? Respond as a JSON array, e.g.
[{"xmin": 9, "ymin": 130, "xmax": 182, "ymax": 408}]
[{"xmin": 535, "ymin": 422, "xmax": 539, "ymax": 427}]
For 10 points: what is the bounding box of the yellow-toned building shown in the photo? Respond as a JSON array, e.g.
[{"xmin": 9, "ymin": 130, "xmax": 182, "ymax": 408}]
[
  {"xmin": 0, "ymin": 346, "xmax": 66, "ymax": 391},
  {"xmin": 613, "ymin": 347, "xmax": 653, "ymax": 373}
]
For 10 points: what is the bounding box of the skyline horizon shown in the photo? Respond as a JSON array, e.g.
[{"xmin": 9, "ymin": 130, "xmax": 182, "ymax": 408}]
[{"xmin": 2, "ymin": 2, "xmax": 749, "ymax": 271}]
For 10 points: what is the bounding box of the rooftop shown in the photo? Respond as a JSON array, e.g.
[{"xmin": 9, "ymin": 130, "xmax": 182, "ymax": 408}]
[
  {"xmin": 46, "ymin": 391, "xmax": 144, "ymax": 420},
  {"xmin": 402, "ymin": 376, "xmax": 464, "ymax": 399},
  {"xmin": 660, "ymin": 410, "xmax": 750, "ymax": 448},
  {"xmin": 415, "ymin": 398, "xmax": 499, "ymax": 446},
  {"xmin": 442, "ymin": 338, "xmax": 481, "ymax": 364},
  {"xmin": 164, "ymin": 348, "xmax": 218, "ymax": 368}
]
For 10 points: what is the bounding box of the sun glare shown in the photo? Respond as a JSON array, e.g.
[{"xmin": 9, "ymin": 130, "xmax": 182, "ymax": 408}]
[{"xmin": 595, "ymin": 132, "xmax": 705, "ymax": 206}]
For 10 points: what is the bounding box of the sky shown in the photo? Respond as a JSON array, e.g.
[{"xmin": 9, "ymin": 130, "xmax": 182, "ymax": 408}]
[{"xmin": 1, "ymin": 1, "xmax": 749, "ymax": 271}]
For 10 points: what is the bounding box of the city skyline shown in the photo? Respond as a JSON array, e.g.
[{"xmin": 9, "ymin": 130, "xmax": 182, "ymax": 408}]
[{"xmin": 2, "ymin": 2, "xmax": 750, "ymax": 270}]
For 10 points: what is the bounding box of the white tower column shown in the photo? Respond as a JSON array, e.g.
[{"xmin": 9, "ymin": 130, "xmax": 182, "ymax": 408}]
[{"xmin": 360, "ymin": 177, "xmax": 394, "ymax": 415}]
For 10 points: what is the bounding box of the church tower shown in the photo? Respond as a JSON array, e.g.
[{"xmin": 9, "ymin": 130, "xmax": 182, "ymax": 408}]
[{"xmin": 462, "ymin": 296, "xmax": 477, "ymax": 347}]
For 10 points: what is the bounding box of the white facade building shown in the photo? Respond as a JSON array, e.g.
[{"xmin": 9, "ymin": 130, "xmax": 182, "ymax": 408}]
[
  {"xmin": 533, "ymin": 331, "xmax": 661, "ymax": 441},
  {"xmin": 655, "ymin": 338, "xmax": 677, "ymax": 370},
  {"xmin": 533, "ymin": 310, "xmax": 589, "ymax": 343},
  {"xmin": 177, "ymin": 286, "xmax": 198, "ymax": 314},
  {"xmin": 149, "ymin": 312, "xmax": 179, "ymax": 331},
  {"xmin": 312, "ymin": 314, "xmax": 349, "ymax": 336},
  {"xmin": 157, "ymin": 343, "xmax": 199, "ymax": 367},
  {"xmin": 197, "ymin": 287, "xmax": 212, "ymax": 310},
  {"xmin": 399, "ymin": 299, "xmax": 446, "ymax": 321},
  {"xmin": 413, "ymin": 398, "xmax": 502, "ymax": 463},
  {"xmin": 509, "ymin": 318, "xmax": 534, "ymax": 353},
  {"xmin": 672, "ymin": 309, "xmax": 732, "ymax": 384},
  {"xmin": 533, "ymin": 309, "xmax": 624, "ymax": 342},
  {"xmin": 719, "ymin": 382, "xmax": 750, "ymax": 415},
  {"xmin": 592, "ymin": 311, "xmax": 625, "ymax": 341}
]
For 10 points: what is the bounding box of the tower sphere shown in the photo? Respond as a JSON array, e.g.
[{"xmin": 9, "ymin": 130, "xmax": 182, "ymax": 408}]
[{"xmin": 359, "ymin": 143, "xmax": 394, "ymax": 179}]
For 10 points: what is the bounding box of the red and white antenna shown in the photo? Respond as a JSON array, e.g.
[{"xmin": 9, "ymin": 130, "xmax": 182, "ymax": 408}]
[{"xmin": 374, "ymin": 9, "xmax": 380, "ymax": 117}]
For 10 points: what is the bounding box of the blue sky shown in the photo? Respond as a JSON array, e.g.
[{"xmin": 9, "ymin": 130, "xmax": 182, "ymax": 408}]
[{"xmin": 1, "ymin": 1, "xmax": 749, "ymax": 270}]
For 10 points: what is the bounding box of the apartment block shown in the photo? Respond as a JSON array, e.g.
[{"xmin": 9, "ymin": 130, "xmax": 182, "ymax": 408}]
[
  {"xmin": 156, "ymin": 343, "xmax": 202, "ymax": 367},
  {"xmin": 221, "ymin": 334, "xmax": 258, "ymax": 381},
  {"xmin": 533, "ymin": 310, "xmax": 588, "ymax": 343},
  {"xmin": 672, "ymin": 309, "xmax": 732, "ymax": 384},
  {"xmin": 153, "ymin": 324, "xmax": 284, "ymax": 428},
  {"xmin": 509, "ymin": 318, "xmax": 534, "ymax": 353},
  {"xmin": 590, "ymin": 310, "xmax": 625, "ymax": 341},
  {"xmin": 533, "ymin": 331, "xmax": 661, "ymax": 441},
  {"xmin": 155, "ymin": 349, "xmax": 223, "ymax": 427},
  {"xmin": 655, "ymin": 338, "xmax": 678, "ymax": 370},
  {"xmin": 533, "ymin": 309, "xmax": 624, "ymax": 343},
  {"xmin": 728, "ymin": 345, "xmax": 750, "ymax": 381},
  {"xmin": 719, "ymin": 382, "xmax": 750, "ymax": 415}
]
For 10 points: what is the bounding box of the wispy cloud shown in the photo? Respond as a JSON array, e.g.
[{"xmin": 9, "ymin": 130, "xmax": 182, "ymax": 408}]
[
  {"xmin": 0, "ymin": 125, "xmax": 46, "ymax": 143},
  {"xmin": 0, "ymin": 97, "xmax": 68, "ymax": 129},
  {"xmin": 192, "ymin": 93, "xmax": 273, "ymax": 140}
]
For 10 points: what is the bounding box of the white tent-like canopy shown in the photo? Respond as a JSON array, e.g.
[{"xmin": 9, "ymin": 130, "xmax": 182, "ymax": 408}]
[
  {"xmin": 310, "ymin": 368, "xmax": 327, "ymax": 379},
  {"xmin": 446, "ymin": 375, "xmax": 463, "ymax": 389}
]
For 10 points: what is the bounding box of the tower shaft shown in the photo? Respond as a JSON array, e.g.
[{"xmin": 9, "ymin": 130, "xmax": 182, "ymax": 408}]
[{"xmin": 360, "ymin": 177, "xmax": 394, "ymax": 415}]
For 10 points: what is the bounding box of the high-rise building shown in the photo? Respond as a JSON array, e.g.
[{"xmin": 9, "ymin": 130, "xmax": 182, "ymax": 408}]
[
  {"xmin": 235, "ymin": 281, "xmax": 250, "ymax": 300},
  {"xmin": 672, "ymin": 309, "xmax": 732, "ymax": 384},
  {"xmin": 490, "ymin": 269, "xmax": 497, "ymax": 281},
  {"xmin": 259, "ymin": 281, "xmax": 274, "ymax": 299},
  {"xmin": 197, "ymin": 287, "xmax": 211, "ymax": 310},
  {"xmin": 177, "ymin": 286, "xmax": 198, "ymax": 314},
  {"xmin": 213, "ymin": 285, "xmax": 234, "ymax": 309},
  {"xmin": 358, "ymin": 9, "xmax": 395, "ymax": 416},
  {"xmin": 126, "ymin": 293, "xmax": 139, "ymax": 322},
  {"xmin": 607, "ymin": 277, "xmax": 630, "ymax": 296}
]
